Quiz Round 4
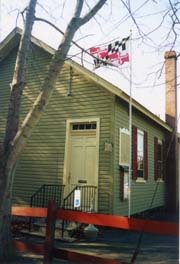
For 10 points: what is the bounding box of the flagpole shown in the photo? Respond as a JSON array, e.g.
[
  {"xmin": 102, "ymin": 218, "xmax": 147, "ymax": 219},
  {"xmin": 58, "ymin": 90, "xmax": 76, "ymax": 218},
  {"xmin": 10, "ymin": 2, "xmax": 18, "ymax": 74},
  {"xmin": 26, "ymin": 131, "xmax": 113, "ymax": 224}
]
[{"xmin": 128, "ymin": 30, "xmax": 132, "ymax": 218}]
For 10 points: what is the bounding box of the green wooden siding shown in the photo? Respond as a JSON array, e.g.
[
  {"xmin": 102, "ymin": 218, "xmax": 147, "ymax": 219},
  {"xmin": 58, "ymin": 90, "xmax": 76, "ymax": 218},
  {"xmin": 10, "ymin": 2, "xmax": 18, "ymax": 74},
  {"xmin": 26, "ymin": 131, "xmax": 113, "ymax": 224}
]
[
  {"xmin": 0, "ymin": 41, "xmax": 168, "ymax": 215},
  {"xmin": 0, "ymin": 44, "xmax": 114, "ymax": 213},
  {"xmin": 0, "ymin": 49, "xmax": 16, "ymax": 142},
  {"xmin": 113, "ymin": 97, "xmax": 166, "ymax": 215}
]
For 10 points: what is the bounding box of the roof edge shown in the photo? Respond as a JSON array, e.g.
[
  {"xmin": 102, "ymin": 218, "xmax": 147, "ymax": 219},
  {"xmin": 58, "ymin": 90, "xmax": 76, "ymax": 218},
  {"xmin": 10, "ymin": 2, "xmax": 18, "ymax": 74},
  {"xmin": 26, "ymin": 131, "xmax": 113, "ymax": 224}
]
[
  {"xmin": 0, "ymin": 27, "xmax": 173, "ymax": 133},
  {"xmin": 66, "ymin": 60, "xmax": 172, "ymax": 132}
]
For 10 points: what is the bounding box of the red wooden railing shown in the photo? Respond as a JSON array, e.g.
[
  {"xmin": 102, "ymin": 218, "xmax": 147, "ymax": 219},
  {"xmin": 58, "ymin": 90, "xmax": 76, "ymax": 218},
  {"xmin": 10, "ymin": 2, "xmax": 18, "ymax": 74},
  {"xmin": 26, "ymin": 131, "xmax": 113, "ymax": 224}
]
[{"xmin": 11, "ymin": 201, "xmax": 179, "ymax": 264}]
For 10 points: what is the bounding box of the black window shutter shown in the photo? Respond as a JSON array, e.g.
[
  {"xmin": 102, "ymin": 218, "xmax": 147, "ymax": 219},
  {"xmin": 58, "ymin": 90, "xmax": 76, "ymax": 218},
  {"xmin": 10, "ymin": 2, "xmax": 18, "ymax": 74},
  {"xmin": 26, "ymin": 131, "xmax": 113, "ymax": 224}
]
[
  {"xmin": 162, "ymin": 139, "xmax": 166, "ymax": 181},
  {"xmin": 154, "ymin": 137, "xmax": 158, "ymax": 180},
  {"xmin": 144, "ymin": 131, "xmax": 148, "ymax": 180}
]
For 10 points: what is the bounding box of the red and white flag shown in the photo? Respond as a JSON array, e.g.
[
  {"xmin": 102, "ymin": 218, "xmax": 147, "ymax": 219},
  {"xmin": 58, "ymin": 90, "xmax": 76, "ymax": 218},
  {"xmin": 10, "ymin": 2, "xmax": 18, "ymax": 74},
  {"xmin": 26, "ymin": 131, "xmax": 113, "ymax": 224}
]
[{"xmin": 90, "ymin": 37, "xmax": 129, "ymax": 68}]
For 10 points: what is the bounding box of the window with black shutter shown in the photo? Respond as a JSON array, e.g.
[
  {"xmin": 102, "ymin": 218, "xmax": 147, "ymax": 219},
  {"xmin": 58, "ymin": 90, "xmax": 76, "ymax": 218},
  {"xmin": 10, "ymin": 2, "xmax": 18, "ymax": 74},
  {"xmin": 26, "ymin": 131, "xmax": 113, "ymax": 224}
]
[
  {"xmin": 137, "ymin": 129, "xmax": 144, "ymax": 178},
  {"xmin": 132, "ymin": 126, "xmax": 148, "ymax": 181},
  {"xmin": 154, "ymin": 137, "xmax": 164, "ymax": 181}
]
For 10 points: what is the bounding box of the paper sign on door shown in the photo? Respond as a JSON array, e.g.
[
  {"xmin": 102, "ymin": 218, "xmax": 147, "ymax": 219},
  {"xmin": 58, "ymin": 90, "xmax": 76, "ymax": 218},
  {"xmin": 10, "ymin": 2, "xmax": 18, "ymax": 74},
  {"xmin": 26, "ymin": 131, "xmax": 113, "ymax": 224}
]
[{"xmin": 74, "ymin": 190, "xmax": 81, "ymax": 207}]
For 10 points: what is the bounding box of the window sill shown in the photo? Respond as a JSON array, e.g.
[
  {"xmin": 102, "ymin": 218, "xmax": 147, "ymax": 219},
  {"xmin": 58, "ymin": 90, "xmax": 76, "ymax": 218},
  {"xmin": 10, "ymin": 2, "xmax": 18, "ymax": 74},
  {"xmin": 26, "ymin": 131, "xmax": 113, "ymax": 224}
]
[
  {"xmin": 136, "ymin": 178, "xmax": 147, "ymax": 183},
  {"xmin": 156, "ymin": 178, "xmax": 164, "ymax": 183}
]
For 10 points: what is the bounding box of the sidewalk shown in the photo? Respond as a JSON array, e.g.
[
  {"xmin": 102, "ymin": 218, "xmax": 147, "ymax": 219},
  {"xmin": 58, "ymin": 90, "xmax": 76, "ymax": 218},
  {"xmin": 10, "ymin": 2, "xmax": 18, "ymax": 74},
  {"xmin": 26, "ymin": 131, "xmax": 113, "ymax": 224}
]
[
  {"xmin": 55, "ymin": 228, "xmax": 179, "ymax": 263},
  {"xmin": 12, "ymin": 211, "xmax": 179, "ymax": 264},
  {"xmin": 13, "ymin": 228, "xmax": 178, "ymax": 264}
]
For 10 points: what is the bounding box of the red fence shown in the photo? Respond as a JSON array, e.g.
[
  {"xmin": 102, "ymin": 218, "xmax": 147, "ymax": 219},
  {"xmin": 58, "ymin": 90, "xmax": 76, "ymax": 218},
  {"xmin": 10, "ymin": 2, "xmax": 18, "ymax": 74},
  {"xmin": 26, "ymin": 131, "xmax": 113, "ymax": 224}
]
[{"xmin": 12, "ymin": 201, "xmax": 179, "ymax": 264}]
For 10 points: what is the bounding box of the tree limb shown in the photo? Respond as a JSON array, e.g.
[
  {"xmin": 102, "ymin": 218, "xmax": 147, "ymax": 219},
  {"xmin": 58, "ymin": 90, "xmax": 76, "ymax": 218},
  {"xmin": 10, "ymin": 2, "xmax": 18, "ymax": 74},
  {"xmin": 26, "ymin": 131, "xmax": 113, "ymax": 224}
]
[
  {"xmin": 80, "ymin": 0, "xmax": 107, "ymax": 26},
  {"xmin": 35, "ymin": 16, "xmax": 116, "ymax": 67},
  {"xmin": 169, "ymin": 0, "xmax": 180, "ymax": 23},
  {"xmin": 3, "ymin": 0, "xmax": 37, "ymax": 153},
  {"xmin": 73, "ymin": 0, "xmax": 83, "ymax": 18},
  {"xmin": 7, "ymin": 0, "xmax": 107, "ymax": 169}
]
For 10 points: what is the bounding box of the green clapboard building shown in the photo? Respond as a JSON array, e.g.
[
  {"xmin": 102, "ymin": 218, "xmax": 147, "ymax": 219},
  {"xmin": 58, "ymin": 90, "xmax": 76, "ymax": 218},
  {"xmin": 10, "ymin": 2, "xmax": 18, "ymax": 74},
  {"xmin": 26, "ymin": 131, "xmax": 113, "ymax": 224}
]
[{"xmin": 0, "ymin": 28, "xmax": 179, "ymax": 216}]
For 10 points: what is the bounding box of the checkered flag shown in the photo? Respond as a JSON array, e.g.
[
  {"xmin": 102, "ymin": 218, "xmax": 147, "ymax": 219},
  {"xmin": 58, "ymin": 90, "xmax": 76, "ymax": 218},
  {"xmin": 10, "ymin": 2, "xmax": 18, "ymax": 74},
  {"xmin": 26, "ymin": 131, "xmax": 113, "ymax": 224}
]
[
  {"xmin": 90, "ymin": 36, "xmax": 130, "ymax": 68},
  {"xmin": 108, "ymin": 37, "xmax": 129, "ymax": 53}
]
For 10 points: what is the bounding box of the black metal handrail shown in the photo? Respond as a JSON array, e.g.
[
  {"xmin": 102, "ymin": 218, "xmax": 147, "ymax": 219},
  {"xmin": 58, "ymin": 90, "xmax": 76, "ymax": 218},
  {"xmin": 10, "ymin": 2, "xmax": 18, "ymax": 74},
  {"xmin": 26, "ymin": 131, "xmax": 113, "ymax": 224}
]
[
  {"xmin": 30, "ymin": 184, "xmax": 65, "ymax": 208},
  {"xmin": 63, "ymin": 185, "xmax": 97, "ymax": 212}
]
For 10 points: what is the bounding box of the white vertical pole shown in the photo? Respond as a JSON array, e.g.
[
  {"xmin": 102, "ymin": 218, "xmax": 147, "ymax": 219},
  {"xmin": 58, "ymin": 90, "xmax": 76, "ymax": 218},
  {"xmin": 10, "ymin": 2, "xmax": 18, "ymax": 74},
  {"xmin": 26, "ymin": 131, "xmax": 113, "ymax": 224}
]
[{"xmin": 128, "ymin": 30, "xmax": 132, "ymax": 218}]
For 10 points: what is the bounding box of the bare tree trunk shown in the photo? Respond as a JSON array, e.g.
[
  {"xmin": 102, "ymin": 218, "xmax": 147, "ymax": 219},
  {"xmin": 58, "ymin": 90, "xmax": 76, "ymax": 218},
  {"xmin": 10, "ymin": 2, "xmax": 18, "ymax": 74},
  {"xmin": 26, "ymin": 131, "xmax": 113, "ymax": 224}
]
[
  {"xmin": 7, "ymin": 0, "xmax": 107, "ymax": 168},
  {"xmin": 0, "ymin": 0, "xmax": 106, "ymax": 262},
  {"xmin": 0, "ymin": 169, "xmax": 15, "ymax": 263},
  {"xmin": 0, "ymin": 0, "xmax": 37, "ymax": 261},
  {"xmin": 4, "ymin": 0, "xmax": 37, "ymax": 153}
]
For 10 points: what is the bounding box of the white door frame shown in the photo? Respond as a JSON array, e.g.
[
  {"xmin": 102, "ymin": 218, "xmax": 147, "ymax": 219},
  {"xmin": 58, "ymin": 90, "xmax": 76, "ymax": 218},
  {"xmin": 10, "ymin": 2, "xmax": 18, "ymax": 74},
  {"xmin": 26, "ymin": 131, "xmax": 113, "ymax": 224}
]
[{"xmin": 63, "ymin": 117, "xmax": 100, "ymax": 187}]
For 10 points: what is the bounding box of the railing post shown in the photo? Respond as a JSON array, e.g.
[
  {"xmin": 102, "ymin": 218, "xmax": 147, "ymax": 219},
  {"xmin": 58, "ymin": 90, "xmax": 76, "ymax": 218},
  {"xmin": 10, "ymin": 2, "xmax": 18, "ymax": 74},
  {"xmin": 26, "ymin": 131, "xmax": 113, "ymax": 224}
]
[
  {"xmin": 29, "ymin": 197, "xmax": 33, "ymax": 232},
  {"xmin": 42, "ymin": 185, "xmax": 46, "ymax": 207},
  {"xmin": 43, "ymin": 200, "xmax": 57, "ymax": 264}
]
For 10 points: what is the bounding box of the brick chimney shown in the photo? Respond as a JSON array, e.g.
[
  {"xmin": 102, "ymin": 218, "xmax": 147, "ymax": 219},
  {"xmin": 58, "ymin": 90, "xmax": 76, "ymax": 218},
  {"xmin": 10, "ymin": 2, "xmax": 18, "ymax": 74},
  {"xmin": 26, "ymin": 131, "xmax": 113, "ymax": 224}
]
[{"xmin": 164, "ymin": 51, "xmax": 178, "ymax": 212}]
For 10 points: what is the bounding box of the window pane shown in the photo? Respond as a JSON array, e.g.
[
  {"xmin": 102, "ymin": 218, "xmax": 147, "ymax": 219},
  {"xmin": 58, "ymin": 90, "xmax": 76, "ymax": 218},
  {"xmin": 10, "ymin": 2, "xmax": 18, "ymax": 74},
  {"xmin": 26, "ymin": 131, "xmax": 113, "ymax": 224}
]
[
  {"xmin": 157, "ymin": 161, "xmax": 162, "ymax": 178},
  {"xmin": 72, "ymin": 123, "xmax": 96, "ymax": 131},
  {"xmin": 158, "ymin": 143, "xmax": 162, "ymax": 161},
  {"xmin": 138, "ymin": 131, "xmax": 144, "ymax": 152},
  {"xmin": 137, "ymin": 156, "xmax": 143, "ymax": 170},
  {"xmin": 137, "ymin": 169, "xmax": 144, "ymax": 178},
  {"xmin": 137, "ymin": 130, "xmax": 144, "ymax": 174},
  {"xmin": 72, "ymin": 124, "xmax": 78, "ymax": 130},
  {"xmin": 157, "ymin": 140, "xmax": 163, "ymax": 179},
  {"xmin": 79, "ymin": 124, "xmax": 84, "ymax": 130},
  {"xmin": 91, "ymin": 123, "xmax": 96, "ymax": 129},
  {"xmin": 85, "ymin": 124, "xmax": 91, "ymax": 129}
]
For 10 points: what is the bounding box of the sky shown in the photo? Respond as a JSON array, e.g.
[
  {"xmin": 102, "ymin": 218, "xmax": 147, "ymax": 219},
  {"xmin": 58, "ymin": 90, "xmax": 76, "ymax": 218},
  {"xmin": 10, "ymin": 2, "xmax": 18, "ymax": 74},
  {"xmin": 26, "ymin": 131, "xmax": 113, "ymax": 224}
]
[{"xmin": 0, "ymin": 0, "xmax": 180, "ymax": 131}]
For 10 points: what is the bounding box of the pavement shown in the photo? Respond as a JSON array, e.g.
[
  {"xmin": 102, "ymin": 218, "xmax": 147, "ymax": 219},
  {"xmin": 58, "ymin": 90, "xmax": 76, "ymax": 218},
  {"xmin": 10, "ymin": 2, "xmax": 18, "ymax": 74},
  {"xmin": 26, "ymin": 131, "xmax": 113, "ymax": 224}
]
[
  {"xmin": 54, "ymin": 227, "xmax": 179, "ymax": 263},
  {"xmin": 13, "ymin": 227, "xmax": 179, "ymax": 264},
  {"xmin": 12, "ymin": 212, "xmax": 179, "ymax": 264}
]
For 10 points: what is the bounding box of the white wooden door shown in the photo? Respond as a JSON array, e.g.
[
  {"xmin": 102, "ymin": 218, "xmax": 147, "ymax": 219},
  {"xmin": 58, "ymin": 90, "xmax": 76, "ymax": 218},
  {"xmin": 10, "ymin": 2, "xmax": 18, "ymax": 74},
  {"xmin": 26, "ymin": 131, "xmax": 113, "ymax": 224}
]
[{"xmin": 69, "ymin": 133, "xmax": 97, "ymax": 188}]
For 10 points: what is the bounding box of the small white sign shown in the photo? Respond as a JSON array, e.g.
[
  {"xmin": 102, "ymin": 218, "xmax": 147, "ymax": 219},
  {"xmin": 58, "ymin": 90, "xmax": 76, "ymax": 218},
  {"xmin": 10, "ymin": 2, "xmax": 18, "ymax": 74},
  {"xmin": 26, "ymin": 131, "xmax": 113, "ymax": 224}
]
[
  {"xmin": 124, "ymin": 173, "xmax": 129, "ymax": 200},
  {"xmin": 74, "ymin": 190, "xmax": 81, "ymax": 208}
]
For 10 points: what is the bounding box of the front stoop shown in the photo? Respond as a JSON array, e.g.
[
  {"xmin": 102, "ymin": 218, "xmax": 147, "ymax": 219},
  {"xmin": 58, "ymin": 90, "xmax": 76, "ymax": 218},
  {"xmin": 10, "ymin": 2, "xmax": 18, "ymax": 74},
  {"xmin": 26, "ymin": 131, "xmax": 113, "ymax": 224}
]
[{"xmin": 20, "ymin": 220, "xmax": 79, "ymax": 242}]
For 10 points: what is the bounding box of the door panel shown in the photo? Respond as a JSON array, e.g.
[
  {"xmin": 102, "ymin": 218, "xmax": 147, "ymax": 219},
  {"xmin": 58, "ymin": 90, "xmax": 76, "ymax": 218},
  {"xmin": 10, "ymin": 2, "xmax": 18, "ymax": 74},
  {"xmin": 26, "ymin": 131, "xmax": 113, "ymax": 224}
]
[
  {"xmin": 69, "ymin": 134, "xmax": 97, "ymax": 189},
  {"xmin": 70, "ymin": 136, "xmax": 84, "ymax": 186},
  {"xmin": 84, "ymin": 145, "xmax": 96, "ymax": 185}
]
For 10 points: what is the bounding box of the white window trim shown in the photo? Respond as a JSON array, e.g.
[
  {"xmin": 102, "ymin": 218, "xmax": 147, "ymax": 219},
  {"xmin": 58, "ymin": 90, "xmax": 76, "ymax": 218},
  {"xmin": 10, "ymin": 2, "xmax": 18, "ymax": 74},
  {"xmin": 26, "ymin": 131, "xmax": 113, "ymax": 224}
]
[
  {"xmin": 158, "ymin": 139, "xmax": 162, "ymax": 144},
  {"xmin": 136, "ymin": 178, "xmax": 147, "ymax": 183},
  {"xmin": 156, "ymin": 178, "xmax": 164, "ymax": 183},
  {"xmin": 137, "ymin": 129, "xmax": 144, "ymax": 136}
]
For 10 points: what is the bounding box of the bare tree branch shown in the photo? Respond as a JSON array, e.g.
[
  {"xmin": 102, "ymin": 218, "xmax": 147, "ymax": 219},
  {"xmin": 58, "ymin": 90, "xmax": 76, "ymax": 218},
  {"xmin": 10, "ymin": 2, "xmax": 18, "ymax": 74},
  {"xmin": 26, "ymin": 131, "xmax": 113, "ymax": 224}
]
[
  {"xmin": 85, "ymin": 0, "xmax": 105, "ymax": 34},
  {"xmin": 4, "ymin": 0, "xmax": 37, "ymax": 152},
  {"xmin": 169, "ymin": 0, "xmax": 180, "ymax": 23},
  {"xmin": 73, "ymin": 0, "xmax": 83, "ymax": 18},
  {"xmin": 80, "ymin": 0, "xmax": 107, "ymax": 26},
  {"xmin": 9, "ymin": 0, "xmax": 108, "ymax": 171},
  {"xmin": 35, "ymin": 16, "xmax": 116, "ymax": 67},
  {"xmin": 120, "ymin": 0, "xmax": 145, "ymax": 37}
]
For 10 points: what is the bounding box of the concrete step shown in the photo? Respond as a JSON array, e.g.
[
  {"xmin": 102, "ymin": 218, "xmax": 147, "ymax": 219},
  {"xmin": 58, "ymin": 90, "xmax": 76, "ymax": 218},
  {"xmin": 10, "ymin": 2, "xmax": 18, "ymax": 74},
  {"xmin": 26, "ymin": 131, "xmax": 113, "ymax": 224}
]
[
  {"xmin": 33, "ymin": 220, "xmax": 78, "ymax": 231},
  {"xmin": 28, "ymin": 220, "xmax": 81, "ymax": 240},
  {"xmin": 20, "ymin": 229, "xmax": 76, "ymax": 242}
]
